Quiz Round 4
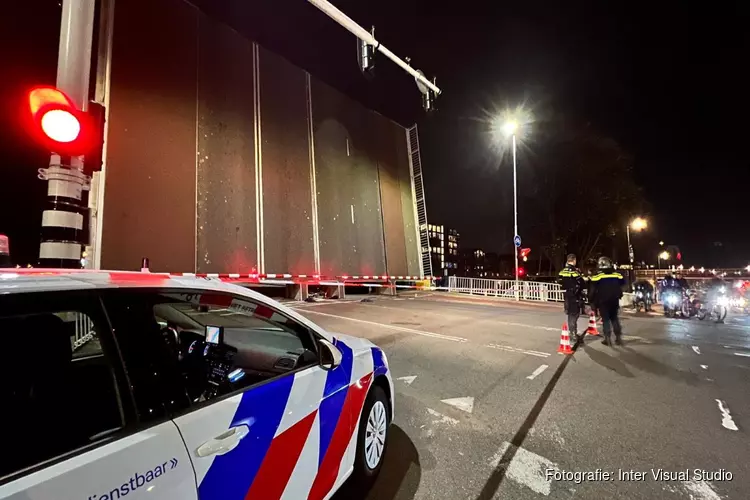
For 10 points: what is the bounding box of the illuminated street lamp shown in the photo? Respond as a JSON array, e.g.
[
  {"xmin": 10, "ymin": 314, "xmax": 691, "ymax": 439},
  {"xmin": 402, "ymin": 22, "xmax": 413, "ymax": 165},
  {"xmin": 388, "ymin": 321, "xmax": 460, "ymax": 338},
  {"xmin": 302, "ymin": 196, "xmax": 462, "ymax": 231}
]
[
  {"xmin": 626, "ymin": 218, "xmax": 647, "ymax": 266},
  {"xmin": 491, "ymin": 107, "xmax": 532, "ymax": 300},
  {"xmin": 658, "ymin": 251, "xmax": 670, "ymax": 270},
  {"xmin": 625, "ymin": 218, "xmax": 647, "ymax": 285}
]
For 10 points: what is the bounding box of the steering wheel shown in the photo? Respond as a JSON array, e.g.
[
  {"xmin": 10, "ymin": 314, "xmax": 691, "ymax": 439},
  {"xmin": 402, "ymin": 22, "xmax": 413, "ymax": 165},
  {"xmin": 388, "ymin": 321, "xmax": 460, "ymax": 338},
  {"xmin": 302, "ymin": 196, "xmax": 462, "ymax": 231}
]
[{"xmin": 160, "ymin": 325, "xmax": 181, "ymax": 358}]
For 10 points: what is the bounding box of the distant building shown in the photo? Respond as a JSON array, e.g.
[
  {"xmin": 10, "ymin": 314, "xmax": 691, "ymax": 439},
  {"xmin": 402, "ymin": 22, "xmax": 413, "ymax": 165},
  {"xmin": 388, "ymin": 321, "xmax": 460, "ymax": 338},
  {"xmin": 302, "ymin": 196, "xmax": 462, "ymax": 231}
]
[
  {"xmin": 459, "ymin": 248, "xmax": 486, "ymax": 278},
  {"xmin": 445, "ymin": 228, "xmax": 459, "ymax": 275},
  {"xmin": 427, "ymin": 223, "xmax": 460, "ymax": 277}
]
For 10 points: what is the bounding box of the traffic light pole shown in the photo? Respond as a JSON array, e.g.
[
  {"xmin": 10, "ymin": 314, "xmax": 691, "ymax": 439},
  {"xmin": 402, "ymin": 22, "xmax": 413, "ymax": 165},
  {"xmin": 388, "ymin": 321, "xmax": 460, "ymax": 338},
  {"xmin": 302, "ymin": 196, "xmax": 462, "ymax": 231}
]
[{"xmin": 38, "ymin": 0, "xmax": 97, "ymax": 268}]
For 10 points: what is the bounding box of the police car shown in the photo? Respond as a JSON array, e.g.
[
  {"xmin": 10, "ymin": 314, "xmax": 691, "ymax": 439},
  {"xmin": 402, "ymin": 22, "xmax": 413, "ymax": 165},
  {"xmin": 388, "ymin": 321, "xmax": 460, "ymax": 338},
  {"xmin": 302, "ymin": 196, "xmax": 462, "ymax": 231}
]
[{"xmin": 0, "ymin": 269, "xmax": 393, "ymax": 500}]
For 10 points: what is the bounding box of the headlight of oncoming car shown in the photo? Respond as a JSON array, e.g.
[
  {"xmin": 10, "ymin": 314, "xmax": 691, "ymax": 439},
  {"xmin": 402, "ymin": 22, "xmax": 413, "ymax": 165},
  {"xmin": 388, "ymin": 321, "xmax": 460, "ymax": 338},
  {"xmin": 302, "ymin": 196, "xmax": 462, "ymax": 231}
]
[{"xmin": 718, "ymin": 296, "xmax": 729, "ymax": 307}]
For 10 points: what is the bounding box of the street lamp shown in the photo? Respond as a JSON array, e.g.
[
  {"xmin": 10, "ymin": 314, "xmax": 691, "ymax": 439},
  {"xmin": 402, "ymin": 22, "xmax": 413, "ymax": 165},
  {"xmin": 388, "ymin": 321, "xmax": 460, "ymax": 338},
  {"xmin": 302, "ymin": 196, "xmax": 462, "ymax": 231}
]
[
  {"xmin": 658, "ymin": 251, "xmax": 670, "ymax": 270},
  {"xmin": 505, "ymin": 120, "xmax": 520, "ymax": 299},
  {"xmin": 626, "ymin": 217, "xmax": 647, "ymax": 286},
  {"xmin": 490, "ymin": 106, "xmax": 532, "ymax": 300}
]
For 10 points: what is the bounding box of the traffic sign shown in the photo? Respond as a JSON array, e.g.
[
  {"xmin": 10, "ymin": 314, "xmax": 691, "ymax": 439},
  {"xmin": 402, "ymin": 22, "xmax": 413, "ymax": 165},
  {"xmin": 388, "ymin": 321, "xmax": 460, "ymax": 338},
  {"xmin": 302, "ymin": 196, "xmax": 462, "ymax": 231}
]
[{"xmin": 513, "ymin": 235, "xmax": 522, "ymax": 248}]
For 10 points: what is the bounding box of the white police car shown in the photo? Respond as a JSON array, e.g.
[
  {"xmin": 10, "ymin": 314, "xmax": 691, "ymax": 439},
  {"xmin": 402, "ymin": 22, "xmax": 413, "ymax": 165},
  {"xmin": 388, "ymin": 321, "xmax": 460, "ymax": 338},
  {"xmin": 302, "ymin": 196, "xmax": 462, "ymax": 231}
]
[{"xmin": 0, "ymin": 269, "xmax": 393, "ymax": 500}]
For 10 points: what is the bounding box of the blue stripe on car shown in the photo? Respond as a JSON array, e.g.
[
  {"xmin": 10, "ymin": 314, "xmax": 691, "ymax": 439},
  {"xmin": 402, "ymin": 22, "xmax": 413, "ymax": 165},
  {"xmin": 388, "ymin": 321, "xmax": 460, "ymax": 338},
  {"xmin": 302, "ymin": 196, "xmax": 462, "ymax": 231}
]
[
  {"xmin": 318, "ymin": 338, "xmax": 353, "ymax": 466},
  {"xmin": 198, "ymin": 374, "xmax": 295, "ymax": 498},
  {"xmin": 371, "ymin": 347, "xmax": 388, "ymax": 377}
]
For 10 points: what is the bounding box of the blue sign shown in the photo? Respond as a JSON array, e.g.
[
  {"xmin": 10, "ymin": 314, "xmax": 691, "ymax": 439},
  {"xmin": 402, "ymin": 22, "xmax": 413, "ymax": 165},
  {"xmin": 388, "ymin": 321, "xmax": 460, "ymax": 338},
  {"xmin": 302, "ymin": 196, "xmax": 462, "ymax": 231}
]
[{"xmin": 513, "ymin": 235, "xmax": 522, "ymax": 247}]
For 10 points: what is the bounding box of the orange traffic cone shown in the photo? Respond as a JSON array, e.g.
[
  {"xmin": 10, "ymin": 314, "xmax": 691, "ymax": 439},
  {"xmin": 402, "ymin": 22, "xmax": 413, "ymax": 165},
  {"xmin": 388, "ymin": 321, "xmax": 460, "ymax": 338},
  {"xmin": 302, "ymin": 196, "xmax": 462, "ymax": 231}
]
[
  {"xmin": 557, "ymin": 323, "xmax": 574, "ymax": 355},
  {"xmin": 585, "ymin": 312, "xmax": 600, "ymax": 336}
]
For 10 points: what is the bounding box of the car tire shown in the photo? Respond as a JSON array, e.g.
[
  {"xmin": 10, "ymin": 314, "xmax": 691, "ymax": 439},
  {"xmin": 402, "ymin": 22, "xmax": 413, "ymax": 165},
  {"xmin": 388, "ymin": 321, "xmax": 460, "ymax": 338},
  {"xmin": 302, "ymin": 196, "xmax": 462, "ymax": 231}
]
[{"xmin": 350, "ymin": 384, "xmax": 390, "ymax": 487}]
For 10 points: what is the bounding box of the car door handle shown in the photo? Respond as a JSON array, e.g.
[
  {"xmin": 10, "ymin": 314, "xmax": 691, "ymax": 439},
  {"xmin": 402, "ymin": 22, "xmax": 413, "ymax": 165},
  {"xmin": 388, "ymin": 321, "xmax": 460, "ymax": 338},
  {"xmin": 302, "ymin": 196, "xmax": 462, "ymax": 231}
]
[{"xmin": 195, "ymin": 424, "xmax": 250, "ymax": 458}]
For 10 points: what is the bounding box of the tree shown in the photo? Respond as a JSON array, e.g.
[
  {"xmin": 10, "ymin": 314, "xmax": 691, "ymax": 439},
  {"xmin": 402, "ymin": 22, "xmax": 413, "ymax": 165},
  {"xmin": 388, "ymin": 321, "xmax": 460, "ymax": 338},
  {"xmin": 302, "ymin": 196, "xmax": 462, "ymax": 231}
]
[{"xmin": 523, "ymin": 117, "xmax": 646, "ymax": 273}]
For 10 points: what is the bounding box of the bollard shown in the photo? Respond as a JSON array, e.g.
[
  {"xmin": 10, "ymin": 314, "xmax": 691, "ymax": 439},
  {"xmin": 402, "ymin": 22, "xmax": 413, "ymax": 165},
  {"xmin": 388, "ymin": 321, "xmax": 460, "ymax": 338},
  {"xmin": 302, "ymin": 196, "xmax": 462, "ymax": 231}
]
[{"xmin": 141, "ymin": 257, "xmax": 150, "ymax": 273}]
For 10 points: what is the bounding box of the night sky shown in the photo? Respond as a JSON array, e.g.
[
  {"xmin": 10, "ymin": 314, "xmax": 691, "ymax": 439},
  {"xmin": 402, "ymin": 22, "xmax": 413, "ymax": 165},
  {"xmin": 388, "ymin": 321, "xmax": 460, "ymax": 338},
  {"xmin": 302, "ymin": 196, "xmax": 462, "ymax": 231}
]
[{"xmin": 2, "ymin": 0, "xmax": 748, "ymax": 267}]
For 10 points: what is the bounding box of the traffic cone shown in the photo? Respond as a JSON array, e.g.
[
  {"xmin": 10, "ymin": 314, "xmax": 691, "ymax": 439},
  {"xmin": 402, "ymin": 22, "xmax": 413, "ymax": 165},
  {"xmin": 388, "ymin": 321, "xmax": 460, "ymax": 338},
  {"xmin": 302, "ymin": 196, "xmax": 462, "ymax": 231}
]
[
  {"xmin": 557, "ymin": 323, "xmax": 574, "ymax": 355},
  {"xmin": 585, "ymin": 312, "xmax": 600, "ymax": 336}
]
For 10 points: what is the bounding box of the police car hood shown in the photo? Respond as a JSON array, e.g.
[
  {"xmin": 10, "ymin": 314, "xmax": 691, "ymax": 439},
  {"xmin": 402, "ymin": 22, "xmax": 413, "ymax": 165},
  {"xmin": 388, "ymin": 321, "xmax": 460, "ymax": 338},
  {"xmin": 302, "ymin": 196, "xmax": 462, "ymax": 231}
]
[{"xmin": 328, "ymin": 331, "xmax": 378, "ymax": 352}]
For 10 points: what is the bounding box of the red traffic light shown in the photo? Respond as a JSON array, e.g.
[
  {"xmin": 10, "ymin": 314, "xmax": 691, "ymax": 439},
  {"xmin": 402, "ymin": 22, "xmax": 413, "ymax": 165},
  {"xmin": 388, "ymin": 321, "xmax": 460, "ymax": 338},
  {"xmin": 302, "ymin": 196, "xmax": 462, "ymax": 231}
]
[
  {"xmin": 676, "ymin": 252, "xmax": 682, "ymax": 261},
  {"xmin": 27, "ymin": 86, "xmax": 100, "ymax": 158},
  {"xmin": 518, "ymin": 267, "xmax": 526, "ymax": 277}
]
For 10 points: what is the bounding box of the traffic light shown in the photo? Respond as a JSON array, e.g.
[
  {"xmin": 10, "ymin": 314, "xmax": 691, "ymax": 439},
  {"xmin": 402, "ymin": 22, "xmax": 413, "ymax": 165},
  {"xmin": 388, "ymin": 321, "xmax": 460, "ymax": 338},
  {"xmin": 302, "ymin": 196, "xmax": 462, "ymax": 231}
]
[
  {"xmin": 518, "ymin": 267, "xmax": 526, "ymax": 277},
  {"xmin": 356, "ymin": 29, "xmax": 376, "ymax": 79},
  {"xmin": 26, "ymin": 86, "xmax": 105, "ymax": 170},
  {"xmin": 519, "ymin": 247, "xmax": 531, "ymax": 262}
]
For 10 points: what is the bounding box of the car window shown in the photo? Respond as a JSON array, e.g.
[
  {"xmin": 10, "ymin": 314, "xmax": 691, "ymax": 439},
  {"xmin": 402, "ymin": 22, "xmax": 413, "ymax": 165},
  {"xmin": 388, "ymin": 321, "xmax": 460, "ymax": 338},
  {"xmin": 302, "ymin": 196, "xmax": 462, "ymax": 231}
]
[
  {"xmin": 0, "ymin": 292, "xmax": 126, "ymax": 481},
  {"xmin": 102, "ymin": 289, "xmax": 319, "ymax": 411}
]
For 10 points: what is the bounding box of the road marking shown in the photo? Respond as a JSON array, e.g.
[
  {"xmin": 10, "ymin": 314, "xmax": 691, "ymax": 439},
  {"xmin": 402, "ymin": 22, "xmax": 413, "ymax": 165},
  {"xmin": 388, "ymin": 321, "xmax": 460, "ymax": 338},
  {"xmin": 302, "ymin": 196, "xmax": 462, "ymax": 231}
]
[
  {"xmin": 426, "ymin": 408, "xmax": 459, "ymax": 426},
  {"xmin": 441, "ymin": 396, "xmax": 474, "ymax": 414},
  {"xmin": 489, "ymin": 442, "xmax": 559, "ymax": 496},
  {"xmin": 527, "ymin": 364, "xmax": 549, "ymax": 380},
  {"xmin": 715, "ymin": 399, "xmax": 739, "ymax": 431},
  {"xmin": 692, "ymin": 346, "xmax": 701, "ymax": 355},
  {"xmin": 397, "ymin": 375, "xmax": 417, "ymax": 385},
  {"xmin": 298, "ymin": 310, "xmax": 468, "ymax": 343},
  {"xmin": 734, "ymin": 352, "xmax": 750, "ymax": 358},
  {"xmin": 362, "ymin": 303, "xmax": 562, "ymax": 332},
  {"xmin": 700, "ymin": 365, "xmax": 708, "ymax": 370},
  {"xmin": 487, "ymin": 343, "xmax": 551, "ymax": 358}
]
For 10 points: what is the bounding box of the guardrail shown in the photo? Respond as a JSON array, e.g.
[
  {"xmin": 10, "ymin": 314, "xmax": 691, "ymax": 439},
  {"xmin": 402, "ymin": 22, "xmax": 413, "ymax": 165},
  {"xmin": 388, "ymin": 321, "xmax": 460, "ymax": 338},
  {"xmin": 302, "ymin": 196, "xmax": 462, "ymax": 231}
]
[{"xmin": 447, "ymin": 276, "xmax": 565, "ymax": 302}]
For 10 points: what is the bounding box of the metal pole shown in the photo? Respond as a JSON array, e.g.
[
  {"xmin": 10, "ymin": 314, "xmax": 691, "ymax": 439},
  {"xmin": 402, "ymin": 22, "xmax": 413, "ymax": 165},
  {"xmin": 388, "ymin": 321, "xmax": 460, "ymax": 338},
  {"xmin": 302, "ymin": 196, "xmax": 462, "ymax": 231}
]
[
  {"xmin": 38, "ymin": 0, "xmax": 96, "ymax": 269},
  {"xmin": 512, "ymin": 133, "xmax": 519, "ymax": 301},
  {"xmin": 306, "ymin": 0, "xmax": 441, "ymax": 96},
  {"xmin": 626, "ymin": 223, "xmax": 633, "ymax": 288}
]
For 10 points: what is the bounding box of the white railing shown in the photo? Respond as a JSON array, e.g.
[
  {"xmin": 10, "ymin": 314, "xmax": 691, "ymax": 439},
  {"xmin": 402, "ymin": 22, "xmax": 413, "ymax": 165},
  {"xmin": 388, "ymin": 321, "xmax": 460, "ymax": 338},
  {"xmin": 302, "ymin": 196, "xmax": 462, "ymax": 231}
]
[
  {"xmin": 73, "ymin": 313, "xmax": 95, "ymax": 350},
  {"xmin": 447, "ymin": 276, "xmax": 565, "ymax": 303}
]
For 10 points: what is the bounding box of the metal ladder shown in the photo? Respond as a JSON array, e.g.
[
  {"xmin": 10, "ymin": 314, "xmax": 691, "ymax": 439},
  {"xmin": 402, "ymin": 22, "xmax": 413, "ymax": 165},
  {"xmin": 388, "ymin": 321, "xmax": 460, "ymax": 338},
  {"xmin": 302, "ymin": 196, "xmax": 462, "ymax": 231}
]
[{"xmin": 407, "ymin": 124, "xmax": 432, "ymax": 279}]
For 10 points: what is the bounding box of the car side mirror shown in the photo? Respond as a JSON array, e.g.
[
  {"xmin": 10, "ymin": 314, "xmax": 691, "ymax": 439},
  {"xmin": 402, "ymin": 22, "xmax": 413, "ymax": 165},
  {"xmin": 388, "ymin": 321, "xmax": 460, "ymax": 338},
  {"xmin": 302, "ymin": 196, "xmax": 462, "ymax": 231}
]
[{"xmin": 319, "ymin": 339, "xmax": 343, "ymax": 370}]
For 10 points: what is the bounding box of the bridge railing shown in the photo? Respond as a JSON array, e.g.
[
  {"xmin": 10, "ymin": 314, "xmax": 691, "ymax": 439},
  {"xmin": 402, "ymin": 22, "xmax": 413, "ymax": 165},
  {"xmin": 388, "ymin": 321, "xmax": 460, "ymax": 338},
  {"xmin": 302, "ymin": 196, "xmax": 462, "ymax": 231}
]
[{"xmin": 447, "ymin": 276, "xmax": 565, "ymax": 302}]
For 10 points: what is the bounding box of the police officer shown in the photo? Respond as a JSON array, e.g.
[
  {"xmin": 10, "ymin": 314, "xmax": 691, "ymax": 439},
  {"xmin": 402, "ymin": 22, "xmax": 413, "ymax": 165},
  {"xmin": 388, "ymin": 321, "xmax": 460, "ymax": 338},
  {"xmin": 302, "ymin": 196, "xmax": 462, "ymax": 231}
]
[
  {"xmin": 590, "ymin": 256, "xmax": 625, "ymax": 346},
  {"xmin": 559, "ymin": 253, "xmax": 586, "ymax": 343}
]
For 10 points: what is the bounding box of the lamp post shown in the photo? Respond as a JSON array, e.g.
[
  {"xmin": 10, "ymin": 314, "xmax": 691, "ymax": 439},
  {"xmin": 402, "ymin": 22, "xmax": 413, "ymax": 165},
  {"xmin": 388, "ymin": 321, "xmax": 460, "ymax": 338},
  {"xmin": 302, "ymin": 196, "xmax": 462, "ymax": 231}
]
[
  {"xmin": 503, "ymin": 121, "xmax": 520, "ymax": 300},
  {"xmin": 658, "ymin": 251, "xmax": 670, "ymax": 270},
  {"xmin": 491, "ymin": 108, "xmax": 531, "ymax": 301},
  {"xmin": 626, "ymin": 217, "xmax": 647, "ymax": 287}
]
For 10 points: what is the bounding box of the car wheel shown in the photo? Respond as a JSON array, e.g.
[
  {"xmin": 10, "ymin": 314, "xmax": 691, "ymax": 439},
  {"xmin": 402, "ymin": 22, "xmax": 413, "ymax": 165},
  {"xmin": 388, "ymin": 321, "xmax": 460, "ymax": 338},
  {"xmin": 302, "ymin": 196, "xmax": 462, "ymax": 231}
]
[{"xmin": 351, "ymin": 385, "xmax": 389, "ymax": 487}]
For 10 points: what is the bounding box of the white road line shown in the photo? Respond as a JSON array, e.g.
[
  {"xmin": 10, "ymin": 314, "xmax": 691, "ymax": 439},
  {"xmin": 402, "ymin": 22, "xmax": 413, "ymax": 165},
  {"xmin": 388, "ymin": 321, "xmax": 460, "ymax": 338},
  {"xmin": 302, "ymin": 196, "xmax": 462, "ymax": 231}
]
[
  {"xmin": 358, "ymin": 302, "xmax": 563, "ymax": 333},
  {"xmin": 298, "ymin": 309, "xmax": 468, "ymax": 343},
  {"xmin": 527, "ymin": 364, "xmax": 549, "ymax": 380},
  {"xmin": 441, "ymin": 396, "xmax": 474, "ymax": 414},
  {"xmin": 396, "ymin": 375, "xmax": 417, "ymax": 385},
  {"xmin": 734, "ymin": 352, "xmax": 750, "ymax": 358},
  {"xmin": 715, "ymin": 399, "xmax": 739, "ymax": 431},
  {"xmin": 426, "ymin": 408, "xmax": 459, "ymax": 426},
  {"xmin": 487, "ymin": 343, "xmax": 551, "ymax": 358},
  {"xmin": 692, "ymin": 346, "xmax": 701, "ymax": 355},
  {"xmin": 489, "ymin": 442, "xmax": 559, "ymax": 496},
  {"xmin": 700, "ymin": 365, "xmax": 708, "ymax": 370}
]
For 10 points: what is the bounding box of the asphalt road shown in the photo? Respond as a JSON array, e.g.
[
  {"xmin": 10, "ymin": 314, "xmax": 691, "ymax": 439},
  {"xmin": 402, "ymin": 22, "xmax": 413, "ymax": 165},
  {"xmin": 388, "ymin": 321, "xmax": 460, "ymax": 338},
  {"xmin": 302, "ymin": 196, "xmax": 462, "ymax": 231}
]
[{"xmin": 289, "ymin": 292, "xmax": 750, "ymax": 500}]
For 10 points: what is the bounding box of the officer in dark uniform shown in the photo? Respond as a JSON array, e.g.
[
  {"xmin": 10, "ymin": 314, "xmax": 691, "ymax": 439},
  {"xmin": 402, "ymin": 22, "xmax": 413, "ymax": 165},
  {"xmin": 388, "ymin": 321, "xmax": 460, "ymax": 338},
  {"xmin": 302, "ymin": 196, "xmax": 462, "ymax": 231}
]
[
  {"xmin": 590, "ymin": 256, "xmax": 626, "ymax": 346},
  {"xmin": 559, "ymin": 253, "xmax": 586, "ymax": 343}
]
